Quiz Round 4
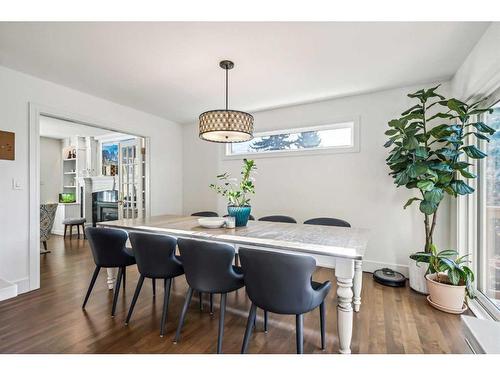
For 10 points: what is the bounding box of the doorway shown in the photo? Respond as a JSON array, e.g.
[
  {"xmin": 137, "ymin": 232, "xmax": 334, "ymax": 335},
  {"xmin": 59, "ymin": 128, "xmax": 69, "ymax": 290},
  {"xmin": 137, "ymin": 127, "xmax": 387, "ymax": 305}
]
[{"xmin": 29, "ymin": 104, "xmax": 151, "ymax": 291}]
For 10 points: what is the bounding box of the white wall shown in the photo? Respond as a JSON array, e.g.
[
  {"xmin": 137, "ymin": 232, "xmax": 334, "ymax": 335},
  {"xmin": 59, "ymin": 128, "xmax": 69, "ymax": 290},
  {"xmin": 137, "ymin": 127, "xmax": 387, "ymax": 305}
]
[
  {"xmin": 452, "ymin": 23, "xmax": 500, "ymax": 100},
  {"xmin": 183, "ymin": 82, "xmax": 453, "ymax": 275},
  {"xmin": 0, "ymin": 65, "xmax": 183, "ymax": 294},
  {"xmin": 39, "ymin": 137, "xmax": 62, "ymax": 203}
]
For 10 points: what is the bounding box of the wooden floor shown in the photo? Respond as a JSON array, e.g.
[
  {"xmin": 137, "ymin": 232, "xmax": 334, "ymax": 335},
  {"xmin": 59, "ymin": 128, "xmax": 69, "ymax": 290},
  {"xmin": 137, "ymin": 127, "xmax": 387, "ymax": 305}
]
[{"xmin": 0, "ymin": 236, "xmax": 471, "ymax": 354}]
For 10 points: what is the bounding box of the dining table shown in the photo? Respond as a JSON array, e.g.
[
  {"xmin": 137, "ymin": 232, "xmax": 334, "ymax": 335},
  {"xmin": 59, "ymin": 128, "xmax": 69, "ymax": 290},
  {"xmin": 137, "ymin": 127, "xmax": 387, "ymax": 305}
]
[{"xmin": 99, "ymin": 214, "xmax": 369, "ymax": 354}]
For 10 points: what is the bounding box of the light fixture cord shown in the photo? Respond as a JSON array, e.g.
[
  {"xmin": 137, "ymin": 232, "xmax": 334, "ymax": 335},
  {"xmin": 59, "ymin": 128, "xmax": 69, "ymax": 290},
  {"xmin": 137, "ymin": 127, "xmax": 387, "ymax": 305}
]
[{"xmin": 225, "ymin": 67, "xmax": 228, "ymax": 110}]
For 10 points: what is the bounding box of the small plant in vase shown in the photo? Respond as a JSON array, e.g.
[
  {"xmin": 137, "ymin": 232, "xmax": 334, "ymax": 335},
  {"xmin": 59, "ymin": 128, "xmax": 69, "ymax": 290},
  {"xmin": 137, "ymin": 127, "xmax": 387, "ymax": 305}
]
[
  {"xmin": 411, "ymin": 244, "xmax": 474, "ymax": 313},
  {"xmin": 210, "ymin": 159, "xmax": 256, "ymax": 227}
]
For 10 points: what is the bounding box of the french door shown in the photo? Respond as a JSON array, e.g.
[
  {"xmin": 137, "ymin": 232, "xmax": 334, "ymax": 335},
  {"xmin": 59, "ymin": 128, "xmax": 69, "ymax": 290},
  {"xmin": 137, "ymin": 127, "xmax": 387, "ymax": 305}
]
[{"xmin": 118, "ymin": 138, "xmax": 146, "ymax": 219}]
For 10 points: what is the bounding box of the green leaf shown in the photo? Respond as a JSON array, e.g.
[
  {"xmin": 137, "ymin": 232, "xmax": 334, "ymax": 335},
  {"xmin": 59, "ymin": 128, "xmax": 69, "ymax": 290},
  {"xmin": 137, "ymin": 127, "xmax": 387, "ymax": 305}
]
[
  {"xmin": 388, "ymin": 119, "xmax": 404, "ymax": 128},
  {"xmin": 417, "ymin": 180, "xmax": 435, "ymax": 191},
  {"xmin": 428, "ymin": 124, "xmax": 452, "ymax": 138},
  {"xmin": 424, "ymin": 188, "xmax": 444, "ymax": 204},
  {"xmin": 427, "ymin": 112, "xmax": 453, "ymax": 122},
  {"xmin": 401, "ymin": 104, "xmax": 423, "ymax": 116},
  {"xmin": 414, "ymin": 146, "xmax": 429, "ymax": 159},
  {"xmin": 407, "ymin": 162, "xmax": 428, "ymax": 178},
  {"xmin": 419, "ymin": 199, "xmax": 438, "ymax": 214},
  {"xmin": 409, "ymin": 252, "xmax": 431, "ymax": 263},
  {"xmin": 462, "ymin": 145, "xmax": 487, "ymax": 159},
  {"xmin": 429, "ymin": 163, "xmax": 453, "ymax": 172},
  {"xmin": 437, "ymin": 249, "xmax": 458, "ymax": 258},
  {"xmin": 448, "ymin": 268, "xmax": 461, "ymax": 285},
  {"xmin": 394, "ymin": 170, "xmax": 410, "ymax": 186},
  {"xmin": 447, "ymin": 98, "xmax": 467, "ymax": 114},
  {"xmin": 451, "ymin": 161, "xmax": 470, "ymax": 170},
  {"xmin": 384, "ymin": 129, "xmax": 398, "ymax": 136},
  {"xmin": 403, "ymin": 197, "xmax": 421, "ymax": 209},
  {"xmin": 451, "ymin": 180, "xmax": 474, "ymax": 195},
  {"xmin": 436, "ymin": 148, "xmax": 460, "ymax": 160},
  {"xmin": 407, "ymin": 89, "xmax": 425, "ymax": 99},
  {"xmin": 436, "ymin": 171, "xmax": 453, "ymax": 185},
  {"xmin": 472, "ymin": 132, "xmax": 490, "ymax": 142},
  {"xmin": 472, "ymin": 122, "xmax": 496, "ymax": 135},
  {"xmin": 383, "ymin": 139, "xmax": 395, "ymax": 148},
  {"xmin": 459, "ymin": 169, "xmax": 476, "ymax": 179},
  {"xmin": 403, "ymin": 136, "xmax": 419, "ymax": 150}
]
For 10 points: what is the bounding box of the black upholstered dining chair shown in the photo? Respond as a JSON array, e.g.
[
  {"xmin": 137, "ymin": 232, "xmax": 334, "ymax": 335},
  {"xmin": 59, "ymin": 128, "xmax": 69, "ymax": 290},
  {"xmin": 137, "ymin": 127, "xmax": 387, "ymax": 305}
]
[
  {"xmin": 239, "ymin": 248, "xmax": 331, "ymax": 354},
  {"xmin": 125, "ymin": 232, "xmax": 184, "ymax": 337},
  {"xmin": 303, "ymin": 217, "xmax": 351, "ymax": 227},
  {"xmin": 258, "ymin": 215, "xmax": 297, "ymax": 223},
  {"xmin": 174, "ymin": 238, "xmax": 244, "ymax": 354},
  {"xmin": 191, "ymin": 211, "xmax": 219, "ymax": 217},
  {"xmin": 83, "ymin": 227, "xmax": 136, "ymax": 317}
]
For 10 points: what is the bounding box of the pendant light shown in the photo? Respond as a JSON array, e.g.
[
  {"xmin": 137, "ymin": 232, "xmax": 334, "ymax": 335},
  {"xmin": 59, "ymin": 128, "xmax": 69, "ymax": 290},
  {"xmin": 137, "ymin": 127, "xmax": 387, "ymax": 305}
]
[{"xmin": 199, "ymin": 60, "xmax": 254, "ymax": 143}]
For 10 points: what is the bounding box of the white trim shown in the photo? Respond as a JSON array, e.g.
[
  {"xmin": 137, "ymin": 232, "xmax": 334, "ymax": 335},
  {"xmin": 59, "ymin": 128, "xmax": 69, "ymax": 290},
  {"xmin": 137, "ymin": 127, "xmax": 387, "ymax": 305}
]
[
  {"xmin": 0, "ymin": 278, "xmax": 17, "ymax": 302},
  {"xmin": 28, "ymin": 102, "xmax": 152, "ymax": 293},
  {"xmin": 11, "ymin": 277, "xmax": 30, "ymax": 295},
  {"xmin": 314, "ymin": 256, "xmax": 409, "ymax": 277},
  {"xmin": 222, "ymin": 117, "xmax": 360, "ymax": 160}
]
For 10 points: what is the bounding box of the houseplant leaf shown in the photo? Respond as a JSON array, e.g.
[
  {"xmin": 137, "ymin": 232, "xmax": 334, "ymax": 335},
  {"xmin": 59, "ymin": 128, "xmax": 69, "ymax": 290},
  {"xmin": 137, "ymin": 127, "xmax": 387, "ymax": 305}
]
[
  {"xmin": 416, "ymin": 180, "xmax": 434, "ymax": 191},
  {"xmin": 424, "ymin": 188, "xmax": 444, "ymax": 204},
  {"xmin": 450, "ymin": 180, "xmax": 474, "ymax": 195},
  {"xmin": 419, "ymin": 199, "xmax": 437, "ymax": 214},
  {"xmin": 472, "ymin": 121, "xmax": 496, "ymax": 135},
  {"xmin": 462, "ymin": 145, "xmax": 487, "ymax": 159},
  {"xmin": 404, "ymin": 197, "xmax": 421, "ymax": 209}
]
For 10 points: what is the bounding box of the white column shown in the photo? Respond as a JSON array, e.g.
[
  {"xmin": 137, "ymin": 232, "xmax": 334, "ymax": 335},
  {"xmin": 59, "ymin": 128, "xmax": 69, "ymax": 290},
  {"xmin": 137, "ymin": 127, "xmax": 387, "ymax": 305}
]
[
  {"xmin": 335, "ymin": 258, "xmax": 354, "ymax": 354},
  {"xmin": 106, "ymin": 268, "xmax": 117, "ymax": 290},
  {"xmin": 353, "ymin": 260, "xmax": 362, "ymax": 312}
]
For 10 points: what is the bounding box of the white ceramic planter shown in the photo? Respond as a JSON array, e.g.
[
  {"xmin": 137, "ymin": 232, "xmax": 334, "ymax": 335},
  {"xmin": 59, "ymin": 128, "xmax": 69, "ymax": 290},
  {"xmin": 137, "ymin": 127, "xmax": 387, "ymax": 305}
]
[
  {"xmin": 408, "ymin": 258, "xmax": 428, "ymax": 294},
  {"xmin": 426, "ymin": 273, "xmax": 466, "ymax": 311}
]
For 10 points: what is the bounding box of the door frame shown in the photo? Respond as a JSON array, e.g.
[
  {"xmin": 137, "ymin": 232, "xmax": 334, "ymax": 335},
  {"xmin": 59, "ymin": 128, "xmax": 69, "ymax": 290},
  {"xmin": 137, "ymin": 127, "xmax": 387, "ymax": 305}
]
[{"xmin": 28, "ymin": 102, "xmax": 151, "ymax": 291}]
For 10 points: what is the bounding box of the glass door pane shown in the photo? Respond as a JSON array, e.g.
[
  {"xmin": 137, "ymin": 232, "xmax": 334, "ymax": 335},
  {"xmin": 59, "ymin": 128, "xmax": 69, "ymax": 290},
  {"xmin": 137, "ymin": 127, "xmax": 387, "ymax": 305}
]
[
  {"xmin": 118, "ymin": 138, "xmax": 144, "ymax": 220},
  {"xmin": 479, "ymin": 102, "xmax": 500, "ymax": 313}
]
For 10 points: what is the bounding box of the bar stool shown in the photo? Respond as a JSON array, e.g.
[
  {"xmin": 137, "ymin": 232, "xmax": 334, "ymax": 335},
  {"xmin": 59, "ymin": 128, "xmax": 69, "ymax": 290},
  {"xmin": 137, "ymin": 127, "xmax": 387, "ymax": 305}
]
[
  {"xmin": 125, "ymin": 232, "xmax": 184, "ymax": 337},
  {"xmin": 64, "ymin": 218, "xmax": 86, "ymax": 239},
  {"xmin": 239, "ymin": 248, "xmax": 331, "ymax": 354},
  {"xmin": 82, "ymin": 227, "xmax": 136, "ymax": 317},
  {"xmin": 174, "ymin": 238, "xmax": 244, "ymax": 354}
]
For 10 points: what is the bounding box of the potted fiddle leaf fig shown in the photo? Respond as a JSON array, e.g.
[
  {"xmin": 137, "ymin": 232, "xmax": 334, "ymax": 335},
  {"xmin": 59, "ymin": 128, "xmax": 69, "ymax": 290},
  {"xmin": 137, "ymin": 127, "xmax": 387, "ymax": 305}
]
[
  {"xmin": 210, "ymin": 159, "xmax": 257, "ymax": 227},
  {"xmin": 384, "ymin": 85, "xmax": 495, "ymax": 293},
  {"xmin": 411, "ymin": 244, "xmax": 474, "ymax": 313}
]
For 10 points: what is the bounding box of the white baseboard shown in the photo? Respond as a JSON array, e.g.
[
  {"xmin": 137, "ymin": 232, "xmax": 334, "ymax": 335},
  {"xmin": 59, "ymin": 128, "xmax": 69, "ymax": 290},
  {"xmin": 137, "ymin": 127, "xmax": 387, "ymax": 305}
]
[
  {"xmin": 315, "ymin": 256, "xmax": 409, "ymax": 278},
  {"xmin": 11, "ymin": 277, "xmax": 30, "ymax": 295},
  {"xmin": 0, "ymin": 278, "xmax": 18, "ymax": 301}
]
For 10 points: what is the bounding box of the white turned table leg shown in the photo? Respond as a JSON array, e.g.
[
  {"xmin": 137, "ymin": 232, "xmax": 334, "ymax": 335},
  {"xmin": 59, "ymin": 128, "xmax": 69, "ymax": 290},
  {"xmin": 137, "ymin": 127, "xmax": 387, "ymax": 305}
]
[
  {"xmin": 106, "ymin": 268, "xmax": 117, "ymax": 290},
  {"xmin": 353, "ymin": 260, "xmax": 362, "ymax": 312},
  {"xmin": 335, "ymin": 258, "xmax": 354, "ymax": 354}
]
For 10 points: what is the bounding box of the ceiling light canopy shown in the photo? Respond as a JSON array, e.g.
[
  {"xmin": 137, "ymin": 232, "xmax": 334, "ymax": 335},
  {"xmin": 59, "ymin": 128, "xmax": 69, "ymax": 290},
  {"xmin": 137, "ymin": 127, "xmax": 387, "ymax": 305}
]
[{"xmin": 199, "ymin": 60, "xmax": 254, "ymax": 143}]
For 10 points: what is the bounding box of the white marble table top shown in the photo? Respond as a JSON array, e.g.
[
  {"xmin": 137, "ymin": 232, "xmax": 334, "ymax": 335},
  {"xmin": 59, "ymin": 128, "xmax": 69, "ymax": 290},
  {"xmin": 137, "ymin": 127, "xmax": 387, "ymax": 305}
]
[{"xmin": 100, "ymin": 215, "xmax": 368, "ymax": 260}]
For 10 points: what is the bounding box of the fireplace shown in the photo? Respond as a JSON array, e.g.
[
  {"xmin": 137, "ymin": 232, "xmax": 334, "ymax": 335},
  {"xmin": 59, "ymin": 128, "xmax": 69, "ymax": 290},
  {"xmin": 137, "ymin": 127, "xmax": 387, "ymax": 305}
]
[{"xmin": 92, "ymin": 190, "xmax": 119, "ymax": 226}]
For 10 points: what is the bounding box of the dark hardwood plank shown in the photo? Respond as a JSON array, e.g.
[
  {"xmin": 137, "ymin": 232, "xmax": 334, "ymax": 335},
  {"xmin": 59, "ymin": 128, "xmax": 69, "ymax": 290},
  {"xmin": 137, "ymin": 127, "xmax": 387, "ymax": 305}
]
[{"xmin": 0, "ymin": 236, "xmax": 470, "ymax": 354}]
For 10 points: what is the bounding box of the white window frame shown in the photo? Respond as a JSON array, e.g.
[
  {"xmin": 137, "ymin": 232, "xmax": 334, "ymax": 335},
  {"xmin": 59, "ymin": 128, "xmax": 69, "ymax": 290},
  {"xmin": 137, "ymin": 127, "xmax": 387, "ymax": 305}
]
[
  {"xmin": 222, "ymin": 118, "xmax": 360, "ymax": 160},
  {"xmin": 458, "ymin": 95, "xmax": 500, "ymax": 321}
]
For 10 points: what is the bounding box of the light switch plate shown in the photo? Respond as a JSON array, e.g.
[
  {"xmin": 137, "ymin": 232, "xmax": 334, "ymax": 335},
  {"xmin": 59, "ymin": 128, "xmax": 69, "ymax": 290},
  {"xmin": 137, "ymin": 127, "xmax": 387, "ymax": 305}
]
[{"xmin": 12, "ymin": 179, "xmax": 22, "ymax": 190}]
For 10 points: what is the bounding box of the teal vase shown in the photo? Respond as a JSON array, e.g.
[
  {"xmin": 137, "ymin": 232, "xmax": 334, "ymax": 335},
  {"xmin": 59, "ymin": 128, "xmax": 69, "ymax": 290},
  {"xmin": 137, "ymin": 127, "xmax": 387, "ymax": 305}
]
[{"xmin": 227, "ymin": 206, "xmax": 251, "ymax": 227}]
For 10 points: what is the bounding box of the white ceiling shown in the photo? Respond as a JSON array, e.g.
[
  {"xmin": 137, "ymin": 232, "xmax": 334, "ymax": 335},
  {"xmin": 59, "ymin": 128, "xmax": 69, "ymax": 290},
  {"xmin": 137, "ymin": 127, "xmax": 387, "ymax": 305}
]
[
  {"xmin": 39, "ymin": 115, "xmax": 132, "ymax": 141},
  {"xmin": 0, "ymin": 22, "xmax": 490, "ymax": 124}
]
